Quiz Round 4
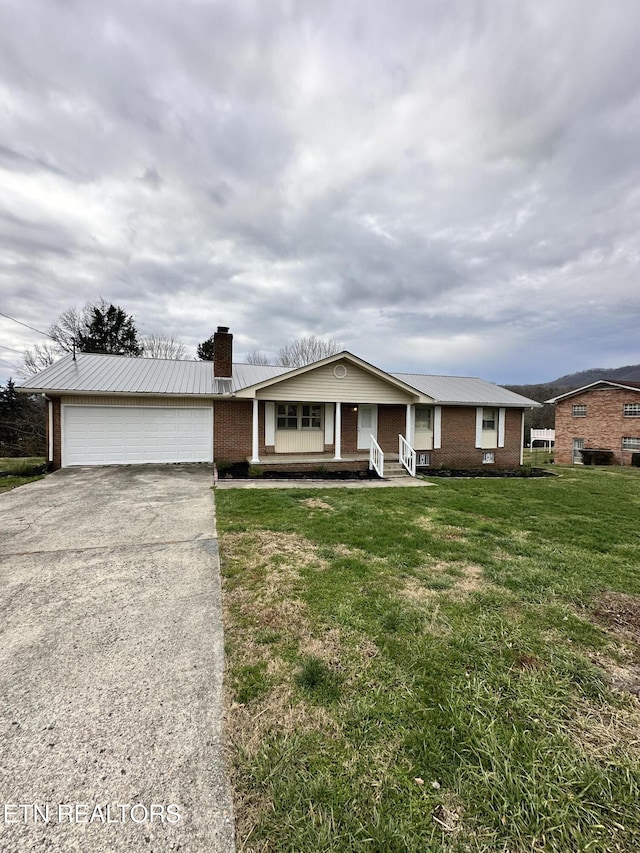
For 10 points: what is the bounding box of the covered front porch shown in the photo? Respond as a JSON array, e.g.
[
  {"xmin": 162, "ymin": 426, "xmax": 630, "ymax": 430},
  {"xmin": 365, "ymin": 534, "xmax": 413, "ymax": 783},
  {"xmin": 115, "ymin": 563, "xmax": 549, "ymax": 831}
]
[{"xmin": 235, "ymin": 352, "xmax": 438, "ymax": 478}]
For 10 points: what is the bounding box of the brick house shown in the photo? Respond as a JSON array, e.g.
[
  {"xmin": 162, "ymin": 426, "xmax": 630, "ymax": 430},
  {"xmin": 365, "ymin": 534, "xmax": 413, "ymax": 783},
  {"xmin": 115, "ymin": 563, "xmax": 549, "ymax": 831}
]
[
  {"xmin": 20, "ymin": 326, "xmax": 539, "ymax": 475},
  {"xmin": 547, "ymin": 380, "xmax": 640, "ymax": 465}
]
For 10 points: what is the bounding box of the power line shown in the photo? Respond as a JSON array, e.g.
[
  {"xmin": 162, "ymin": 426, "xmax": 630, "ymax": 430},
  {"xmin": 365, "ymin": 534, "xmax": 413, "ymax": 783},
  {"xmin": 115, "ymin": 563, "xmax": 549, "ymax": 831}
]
[
  {"xmin": 0, "ymin": 344, "xmax": 25, "ymax": 354},
  {"xmin": 0, "ymin": 311, "xmax": 50, "ymax": 337}
]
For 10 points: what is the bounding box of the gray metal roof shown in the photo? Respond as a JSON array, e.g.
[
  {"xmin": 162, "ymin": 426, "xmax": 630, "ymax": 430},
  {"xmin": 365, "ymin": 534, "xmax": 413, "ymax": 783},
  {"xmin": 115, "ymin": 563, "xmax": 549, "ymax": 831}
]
[
  {"xmin": 20, "ymin": 352, "xmax": 539, "ymax": 407},
  {"xmin": 392, "ymin": 372, "xmax": 540, "ymax": 407},
  {"xmin": 18, "ymin": 353, "xmax": 291, "ymax": 396}
]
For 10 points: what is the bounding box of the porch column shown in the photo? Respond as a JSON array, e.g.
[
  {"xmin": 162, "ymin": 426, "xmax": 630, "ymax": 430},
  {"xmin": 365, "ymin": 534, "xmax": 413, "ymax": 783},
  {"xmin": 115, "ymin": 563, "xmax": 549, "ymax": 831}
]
[
  {"xmin": 405, "ymin": 404, "xmax": 413, "ymax": 445},
  {"xmin": 333, "ymin": 402, "xmax": 342, "ymax": 460},
  {"xmin": 251, "ymin": 399, "xmax": 260, "ymax": 463}
]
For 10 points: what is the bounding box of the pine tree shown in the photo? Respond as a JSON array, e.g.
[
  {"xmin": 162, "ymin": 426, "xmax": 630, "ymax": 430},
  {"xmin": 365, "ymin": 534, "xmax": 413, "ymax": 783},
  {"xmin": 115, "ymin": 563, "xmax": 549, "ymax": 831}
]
[{"xmin": 77, "ymin": 304, "xmax": 142, "ymax": 356}]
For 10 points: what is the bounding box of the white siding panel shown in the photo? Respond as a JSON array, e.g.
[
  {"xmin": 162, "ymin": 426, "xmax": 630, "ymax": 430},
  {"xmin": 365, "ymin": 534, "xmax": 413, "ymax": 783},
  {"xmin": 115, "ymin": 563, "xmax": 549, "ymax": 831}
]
[
  {"xmin": 256, "ymin": 361, "xmax": 412, "ymax": 403},
  {"xmin": 498, "ymin": 408, "xmax": 506, "ymax": 448},
  {"xmin": 433, "ymin": 406, "xmax": 442, "ymax": 449},
  {"xmin": 62, "ymin": 405, "xmax": 213, "ymax": 466},
  {"xmin": 265, "ymin": 402, "xmax": 275, "ymax": 445},
  {"xmin": 274, "ymin": 431, "xmax": 324, "ymax": 453}
]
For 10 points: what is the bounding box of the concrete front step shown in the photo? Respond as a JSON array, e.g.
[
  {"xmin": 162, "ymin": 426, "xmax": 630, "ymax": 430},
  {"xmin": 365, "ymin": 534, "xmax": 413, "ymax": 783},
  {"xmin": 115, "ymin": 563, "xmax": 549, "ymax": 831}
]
[{"xmin": 383, "ymin": 463, "xmax": 412, "ymax": 479}]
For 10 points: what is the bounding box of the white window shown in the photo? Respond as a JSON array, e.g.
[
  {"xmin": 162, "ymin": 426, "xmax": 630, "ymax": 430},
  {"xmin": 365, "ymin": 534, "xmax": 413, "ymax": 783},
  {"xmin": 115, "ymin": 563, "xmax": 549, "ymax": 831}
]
[
  {"xmin": 482, "ymin": 451, "xmax": 495, "ymax": 464},
  {"xmin": 417, "ymin": 452, "xmax": 431, "ymax": 466},
  {"xmin": 415, "ymin": 406, "xmax": 432, "ymax": 429},
  {"xmin": 623, "ymin": 403, "xmax": 640, "ymax": 417},
  {"xmin": 622, "ymin": 437, "xmax": 640, "ymax": 449},
  {"xmin": 276, "ymin": 403, "xmax": 322, "ymax": 431},
  {"xmin": 277, "ymin": 403, "xmax": 298, "ymax": 430},
  {"xmin": 572, "ymin": 404, "xmax": 587, "ymax": 417},
  {"xmin": 482, "ymin": 408, "xmax": 496, "ymax": 430},
  {"xmin": 301, "ymin": 404, "xmax": 322, "ymax": 429}
]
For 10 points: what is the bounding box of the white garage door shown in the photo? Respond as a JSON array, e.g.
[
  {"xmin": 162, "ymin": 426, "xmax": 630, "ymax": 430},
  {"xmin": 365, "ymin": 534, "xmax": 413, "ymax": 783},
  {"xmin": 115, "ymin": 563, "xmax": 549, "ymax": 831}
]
[{"xmin": 62, "ymin": 405, "xmax": 213, "ymax": 466}]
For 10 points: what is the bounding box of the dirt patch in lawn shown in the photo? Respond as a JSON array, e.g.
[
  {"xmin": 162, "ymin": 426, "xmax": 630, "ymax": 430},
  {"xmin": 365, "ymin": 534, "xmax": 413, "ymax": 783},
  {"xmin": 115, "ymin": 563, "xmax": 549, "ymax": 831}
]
[
  {"xmin": 301, "ymin": 497, "xmax": 334, "ymax": 511},
  {"xmin": 589, "ymin": 592, "xmax": 640, "ymax": 697},
  {"xmin": 570, "ymin": 700, "xmax": 640, "ymax": 760},
  {"xmin": 592, "ymin": 592, "xmax": 640, "ymax": 643}
]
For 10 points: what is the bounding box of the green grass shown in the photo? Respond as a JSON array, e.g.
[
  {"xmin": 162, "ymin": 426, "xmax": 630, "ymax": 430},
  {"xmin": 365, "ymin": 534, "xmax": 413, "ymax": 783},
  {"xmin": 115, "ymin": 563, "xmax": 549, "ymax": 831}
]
[
  {"xmin": 0, "ymin": 457, "xmax": 46, "ymax": 492},
  {"xmin": 218, "ymin": 466, "xmax": 640, "ymax": 852}
]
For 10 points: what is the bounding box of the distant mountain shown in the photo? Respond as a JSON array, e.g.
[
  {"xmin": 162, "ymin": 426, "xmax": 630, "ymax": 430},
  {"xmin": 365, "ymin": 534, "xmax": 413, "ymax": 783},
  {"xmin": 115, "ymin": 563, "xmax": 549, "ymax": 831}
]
[{"xmin": 551, "ymin": 364, "xmax": 640, "ymax": 388}]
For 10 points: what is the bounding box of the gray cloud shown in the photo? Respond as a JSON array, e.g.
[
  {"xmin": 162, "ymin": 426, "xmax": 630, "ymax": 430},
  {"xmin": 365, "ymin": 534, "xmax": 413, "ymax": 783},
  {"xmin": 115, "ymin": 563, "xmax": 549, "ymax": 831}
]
[{"xmin": 1, "ymin": 0, "xmax": 639, "ymax": 384}]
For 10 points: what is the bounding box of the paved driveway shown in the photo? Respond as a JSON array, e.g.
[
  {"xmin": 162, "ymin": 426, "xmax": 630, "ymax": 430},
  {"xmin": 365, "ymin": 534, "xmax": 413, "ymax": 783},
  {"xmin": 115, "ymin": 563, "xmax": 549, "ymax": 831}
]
[{"xmin": 0, "ymin": 466, "xmax": 234, "ymax": 852}]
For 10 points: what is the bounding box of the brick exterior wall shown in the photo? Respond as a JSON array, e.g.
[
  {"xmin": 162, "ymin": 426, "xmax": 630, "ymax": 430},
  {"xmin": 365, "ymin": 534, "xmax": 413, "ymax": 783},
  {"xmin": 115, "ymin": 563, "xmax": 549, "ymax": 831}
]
[
  {"xmin": 51, "ymin": 395, "xmax": 526, "ymax": 471},
  {"xmin": 429, "ymin": 406, "xmax": 522, "ymax": 469},
  {"xmin": 555, "ymin": 387, "xmax": 640, "ymax": 465},
  {"xmin": 378, "ymin": 405, "xmax": 405, "ymax": 454},
  {"xmin": 214, "ymin": 399, "xmax": 253, "ymax": 463}
]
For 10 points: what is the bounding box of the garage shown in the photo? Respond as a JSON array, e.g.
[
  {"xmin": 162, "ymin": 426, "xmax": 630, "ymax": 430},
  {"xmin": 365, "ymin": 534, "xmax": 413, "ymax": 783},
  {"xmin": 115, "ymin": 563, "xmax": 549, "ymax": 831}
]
[{"xmin": 62, "ymin": 405, "xmax": 213, "ymax": 466}]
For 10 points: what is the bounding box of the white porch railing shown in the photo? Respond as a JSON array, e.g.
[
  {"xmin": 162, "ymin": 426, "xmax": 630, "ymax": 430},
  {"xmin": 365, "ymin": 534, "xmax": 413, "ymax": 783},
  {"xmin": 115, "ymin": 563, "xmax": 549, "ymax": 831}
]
[
  {"xmin": 369, "ymin": 436, "xmax": 384, "ymax": 477},
  {"xmin": 399, "ymin": 434, "xmax": 416, "ymax": 477}
]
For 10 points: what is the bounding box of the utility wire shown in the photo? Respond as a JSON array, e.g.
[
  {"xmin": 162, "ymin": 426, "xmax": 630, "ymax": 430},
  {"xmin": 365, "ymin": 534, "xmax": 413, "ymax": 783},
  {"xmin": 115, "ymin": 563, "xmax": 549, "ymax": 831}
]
[
  {"xmin": 0, "ymin": 344, "xmax": 26, "ymax": 354},
  {"xmin": 0, "ymin": 311, "xmax": 50, "ymax": 337}
]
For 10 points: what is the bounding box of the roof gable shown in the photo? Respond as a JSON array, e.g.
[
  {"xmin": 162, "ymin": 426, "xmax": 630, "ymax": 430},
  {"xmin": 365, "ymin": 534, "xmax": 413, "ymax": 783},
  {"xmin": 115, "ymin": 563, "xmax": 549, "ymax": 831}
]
[
  {"xmin": 546, "ymin": 380, "xmax": 640, "ymax": 403},
  {"xmin": 235, "ymin": 351, "xmax": 430, "ymax": 401}
]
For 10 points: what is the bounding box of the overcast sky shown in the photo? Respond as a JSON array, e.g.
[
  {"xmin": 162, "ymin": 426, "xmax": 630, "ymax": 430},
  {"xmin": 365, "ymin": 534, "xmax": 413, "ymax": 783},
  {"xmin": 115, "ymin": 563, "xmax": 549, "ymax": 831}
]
[{"xmin": 1, "ymin": 0, "xmax": 639, "ymax": 385}]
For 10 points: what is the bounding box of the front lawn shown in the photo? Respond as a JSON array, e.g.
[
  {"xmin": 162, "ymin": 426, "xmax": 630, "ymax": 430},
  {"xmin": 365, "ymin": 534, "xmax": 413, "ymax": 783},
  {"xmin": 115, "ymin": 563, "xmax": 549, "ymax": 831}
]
[
  {"xmin": 0, "ymin": 457, "xmax": 46, "ymax": 493},
  {"xmin": 217, "ymin": 467, "xmax": 640, "ymax": 852}
]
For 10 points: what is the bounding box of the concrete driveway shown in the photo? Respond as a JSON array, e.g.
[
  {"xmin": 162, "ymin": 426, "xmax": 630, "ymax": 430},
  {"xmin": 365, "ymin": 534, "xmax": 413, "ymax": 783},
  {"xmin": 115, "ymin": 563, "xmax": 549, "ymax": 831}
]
[{"xmin": 0, "ymin": 466, "xmax": 234, "ymax": 852}]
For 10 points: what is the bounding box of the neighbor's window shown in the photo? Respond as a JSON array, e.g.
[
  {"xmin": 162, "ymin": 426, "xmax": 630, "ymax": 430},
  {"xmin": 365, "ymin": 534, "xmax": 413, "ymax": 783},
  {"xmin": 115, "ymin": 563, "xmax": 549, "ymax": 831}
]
[
  {"xmin": 623, "ymin": 403, "xmax": 640, "ymax": 417},
  {"xmin": 415, "ymin": 406, "xmax": 432, "ymax": 430},
  {"xmin": 482, "ymin": 408, "xmax": 496, "ymax": 430},
  {"xmin": 572, "ymin": 404, "xmax": 587, "ymax": 417},
  {"xmin": 622, "ymin": 437, "xmax": 640, "ymax": 449},
  {"xmin": 277, "ymin": 403, "xmax": 322, "ymax": 430},
  {"xmin": 482, "ymin": 451, "xmax": 495, "ymax": 464},
  {"xmin": 301, "ymin": 404, "xmax": 322, "ymax": 429},
  {"xmin": 277, "ymin": 403, "xmax": 298, "ymax": 429}
]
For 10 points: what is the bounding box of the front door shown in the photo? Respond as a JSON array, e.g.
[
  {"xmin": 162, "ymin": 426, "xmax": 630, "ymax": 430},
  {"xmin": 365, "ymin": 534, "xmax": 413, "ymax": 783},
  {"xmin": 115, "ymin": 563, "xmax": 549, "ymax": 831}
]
[{"xmin": 357, "ymin": 404, "xmax": 378, "ymax": 450}]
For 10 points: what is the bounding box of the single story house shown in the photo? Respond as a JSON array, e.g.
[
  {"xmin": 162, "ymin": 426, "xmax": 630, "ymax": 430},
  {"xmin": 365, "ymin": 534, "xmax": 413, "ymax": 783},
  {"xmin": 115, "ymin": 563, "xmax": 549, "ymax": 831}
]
[
  {"xmin": 20, "ymin": 326, "xmax": 540, "ymax": 475},
  {"xmin": 547, "ymin": 380, "xmax": 640, "ymax": 465}
]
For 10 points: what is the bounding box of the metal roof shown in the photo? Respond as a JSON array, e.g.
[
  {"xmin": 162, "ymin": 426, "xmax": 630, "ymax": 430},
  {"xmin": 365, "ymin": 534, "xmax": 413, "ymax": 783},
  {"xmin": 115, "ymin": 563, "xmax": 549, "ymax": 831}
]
[
  {"xmin": 18, "ymin": 353, "xmax": 291, "ymax": 396},
  {"xmin": 20, "ymin": 352, "xmax": 539, "ymax": 407},
  {"xmin": 392, "ymin": 372, "xmax": 541, "ymax": 407}
]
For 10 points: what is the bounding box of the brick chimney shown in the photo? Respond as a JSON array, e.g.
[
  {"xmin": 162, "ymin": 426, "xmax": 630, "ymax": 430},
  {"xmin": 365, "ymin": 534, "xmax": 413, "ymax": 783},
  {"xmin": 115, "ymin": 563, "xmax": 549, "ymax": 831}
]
[{"xmin": 213, "ymin": 326, "xmax": 233, "ymax": 378}]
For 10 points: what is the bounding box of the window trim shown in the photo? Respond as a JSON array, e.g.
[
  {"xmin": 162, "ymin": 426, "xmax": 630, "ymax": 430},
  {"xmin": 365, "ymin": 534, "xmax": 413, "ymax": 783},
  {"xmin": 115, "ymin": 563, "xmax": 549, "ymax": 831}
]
[
  {"xmin": 572, "ymin": 404, "xmax": 587, "ymax": 417},
  {"xmin": 482, "ymin": 408, "xmax": 496, "ymax": 431},
  {"xmin": 276, "ymin": 402, "xmax": 323, "ymax": 431},
  {"xmin": 623, "ymin": 403, "xmax": 640, "ymax": 417},
  {"xmin": 622, "ymin": 437, "xmax": 640, "ymax": 450}
]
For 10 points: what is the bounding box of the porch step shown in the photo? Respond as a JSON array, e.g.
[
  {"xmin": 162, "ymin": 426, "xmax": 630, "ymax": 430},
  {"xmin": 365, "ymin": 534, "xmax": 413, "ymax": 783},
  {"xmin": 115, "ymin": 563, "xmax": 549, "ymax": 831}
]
[{"xmin": 382, "ymin": 461, "xmax": 412, "ymax": 479}]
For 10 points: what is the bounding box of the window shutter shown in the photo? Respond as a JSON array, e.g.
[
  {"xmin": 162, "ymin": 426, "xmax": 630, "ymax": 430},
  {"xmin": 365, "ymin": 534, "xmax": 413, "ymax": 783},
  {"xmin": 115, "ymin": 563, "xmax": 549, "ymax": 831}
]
[
  {"xmin": 265, "ymin": 402, "xmax": 275, "ymax": 445},
  {"xmin": 433, "ymin": 406, "xmax": 442, "ymax": 449},
  {"xmin": 498, "ymin": 408, "xmax": 505, "ymax": 448},
  {"xmin": 324, "ymin": 403, "xmax": 334, "ymax": 445},
  {"xmin": 475, "ymin": 408, "xmax": 483, "ymax": 448}
]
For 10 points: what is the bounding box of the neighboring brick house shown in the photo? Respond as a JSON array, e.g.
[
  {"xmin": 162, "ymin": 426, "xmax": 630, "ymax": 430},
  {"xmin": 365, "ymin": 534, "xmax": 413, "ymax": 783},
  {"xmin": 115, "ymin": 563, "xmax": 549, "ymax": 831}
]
[
  {"xmin": 20, "ymin": 326, "xmax": 539, "ymax": 475},
  {"xmin": 547, "ymin": 381, "xmax": 640, "ymax": 465}
]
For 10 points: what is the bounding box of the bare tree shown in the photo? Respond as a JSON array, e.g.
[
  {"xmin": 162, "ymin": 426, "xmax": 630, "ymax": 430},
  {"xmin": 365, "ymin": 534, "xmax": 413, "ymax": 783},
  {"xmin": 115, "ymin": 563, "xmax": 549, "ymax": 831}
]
[
  {"xmin": 275, "ymin": 336, "xmax": 343, "ymax": 368},
  {"xmin": 245, "ymin": 350, "xmax": 271, "ymax": 365},
  {"xmin": 141, "ymin": 334, "xmax": 188, "ymax": 359},
  {"xmin": 49, "ymin": 305, "xmax": 89, "ymax": 352},
  {"xmin": 17, "ymin": 342, "xmax": 62, "ymax": 379}
]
